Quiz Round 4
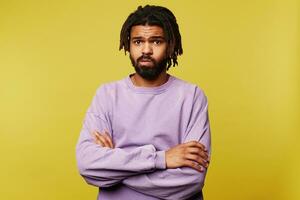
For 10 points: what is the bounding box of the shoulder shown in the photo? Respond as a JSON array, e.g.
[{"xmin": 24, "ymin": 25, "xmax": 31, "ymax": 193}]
[
  {"xmin": 172, "ymin": 76, "xmax": 207, "ymax": 101},
  {"xmin": 94, "ymin": 78, "xmax": 126, "ymax": 96},
  {"xmin": 90, "ymin": 79, "xmax": 125, "ymax": 112}
]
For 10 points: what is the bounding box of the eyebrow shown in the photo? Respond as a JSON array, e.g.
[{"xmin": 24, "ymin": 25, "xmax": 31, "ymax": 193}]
[{"xmin": 131, "ymin": 36, "xmax": 165, "ymax": 40}]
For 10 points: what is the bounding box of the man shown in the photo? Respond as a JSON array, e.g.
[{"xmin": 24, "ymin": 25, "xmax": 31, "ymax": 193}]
[{"xmin": 76, "ymin": 5, "xmax": 211, "ymax": 200}]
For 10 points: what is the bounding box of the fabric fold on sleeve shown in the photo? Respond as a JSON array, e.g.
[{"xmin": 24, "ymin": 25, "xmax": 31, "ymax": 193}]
[{"xmin": 122, "ymin": 87, "xmax": 211, "ymax": 200}]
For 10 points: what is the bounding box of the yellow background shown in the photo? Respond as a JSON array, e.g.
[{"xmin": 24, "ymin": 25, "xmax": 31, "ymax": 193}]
[{"xmin": 0, "ymin": 0, "xmax": 299, "ymax": 199}]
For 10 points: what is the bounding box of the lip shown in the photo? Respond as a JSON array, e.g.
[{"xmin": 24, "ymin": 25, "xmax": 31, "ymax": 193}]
[
  {"xmin": 139, "ymin": 60, "xmax": 152, "ymax": 64},
  {"xmin": 140, "ymin": 59, "xmax": 152, "ymax": 62}
]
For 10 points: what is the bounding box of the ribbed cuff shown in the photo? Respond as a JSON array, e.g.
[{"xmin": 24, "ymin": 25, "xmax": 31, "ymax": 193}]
[{"xmin": 155, "ymin": 150, "xmax": 166, "ymax": 169}]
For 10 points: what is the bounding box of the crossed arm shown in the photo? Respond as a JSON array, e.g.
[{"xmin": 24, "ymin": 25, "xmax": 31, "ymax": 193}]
[
  {"xmin": 93, "ymin": 136, "xmax": 210, "ymax": 200},
  {"xmin": 93, "ymin": 131, "xmax": 209, "ymax": 173},
  {"xmin": 91, "ymin": 115, "xmax": 210, "ymax": 200},
  {"xmin": 76, "ymin": 86, "xmax": 211, "ymax": 199}
]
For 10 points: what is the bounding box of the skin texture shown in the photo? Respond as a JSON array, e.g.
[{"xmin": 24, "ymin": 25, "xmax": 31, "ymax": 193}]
[
  {"xmin": 129, "ymin": 25, "xmax": 169, "ymax": 87},
  {"xmin": 91, "ymin": 25, "xmax": 210, "ymax": 172}
]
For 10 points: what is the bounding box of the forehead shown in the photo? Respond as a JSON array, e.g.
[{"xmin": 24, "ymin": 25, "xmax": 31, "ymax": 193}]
[{"xmin": 130, "ymin": 25, "xmax": 164, "ymax": 38}]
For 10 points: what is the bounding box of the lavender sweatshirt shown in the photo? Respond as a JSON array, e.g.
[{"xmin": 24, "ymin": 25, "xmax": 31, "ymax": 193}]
[{"xmin": 76, "ymin": 73, "xmax": 211, "ymax": 200}]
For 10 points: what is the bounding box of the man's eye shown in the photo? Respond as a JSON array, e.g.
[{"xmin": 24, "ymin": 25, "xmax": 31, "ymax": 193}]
[
  {"xmin": 134, "ymin": 40, "xmax": 141, "ymax": 45},
  {"xmin": 153, "ymin": 40, "xmax": 161, "ymax": 45}
]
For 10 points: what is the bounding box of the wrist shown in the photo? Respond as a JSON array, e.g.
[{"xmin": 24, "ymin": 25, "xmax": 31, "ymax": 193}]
[{"xmin": 155, "ymin": 150, "xmax": 166, "ymax": 169}]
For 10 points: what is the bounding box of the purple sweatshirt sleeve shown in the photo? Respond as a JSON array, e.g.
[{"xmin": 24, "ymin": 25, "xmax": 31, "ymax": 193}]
[
  {"xmin": 122, "ymin": 87, "xmax": 211, "ymax": 200},
  {"xmin": 76, "ymin": 86, "xmax": 166, "ymax": 188}
]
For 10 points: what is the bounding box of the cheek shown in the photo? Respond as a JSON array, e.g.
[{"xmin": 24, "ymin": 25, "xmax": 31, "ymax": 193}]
[
  {"xmin": 154, "ymin": 46, "xmax": 167, "ymax": 59},
  {"xmin": 129, "ymin": 46, "xmax": 140, "ymax": 59}
]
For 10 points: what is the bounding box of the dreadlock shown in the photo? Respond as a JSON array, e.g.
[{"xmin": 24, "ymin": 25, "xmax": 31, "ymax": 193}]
[{"xmin": 119, "ymin": 5, "xmax": 183, "ymax": 70}]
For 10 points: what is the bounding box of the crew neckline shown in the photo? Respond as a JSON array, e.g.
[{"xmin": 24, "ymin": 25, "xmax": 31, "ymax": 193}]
[{"xmin": 125, "ymin": 73, "xmax": 175, "ymax": 94}]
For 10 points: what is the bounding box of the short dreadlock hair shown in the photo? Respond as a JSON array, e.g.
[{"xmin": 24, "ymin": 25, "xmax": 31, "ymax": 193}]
[{"xmin": 119, "ymin": 5, "xmax": 183, "ymax": 70}]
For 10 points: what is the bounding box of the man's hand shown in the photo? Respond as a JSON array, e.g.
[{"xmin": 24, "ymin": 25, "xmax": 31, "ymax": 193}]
[
  {"xmin": 92, "ymin": 130, "xmax": 114, "ymax": 149},
  {"xmin": 166, "ymin": 141, "xmax": 210, "ymax": 172},
  {"xmin": 91, "ymin": 132, "xmax": 208, "ymax": 172}
]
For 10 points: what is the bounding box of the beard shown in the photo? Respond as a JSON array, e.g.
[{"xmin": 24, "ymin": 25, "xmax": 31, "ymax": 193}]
[{"xmin": 130, "ymin": 54, "xmax": 167, "ymax": 81}]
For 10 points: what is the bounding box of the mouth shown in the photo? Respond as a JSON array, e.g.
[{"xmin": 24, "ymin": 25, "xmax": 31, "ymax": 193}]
[
  {"xmin": 139, "ymin": 59, "xmax": 153, "ymax": 65},
  {"xmin": 140, "ymin": 58, "xmax": 151, "ymax": 62},
  {"xmin": 139, "ymin": 59, "xmax": 152, "ymax": 62}
]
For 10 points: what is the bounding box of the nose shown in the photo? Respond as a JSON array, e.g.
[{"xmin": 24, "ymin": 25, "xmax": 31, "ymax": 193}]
[{"xmin": 142, "ymin": 42, "xmax": 153, "ymax": 55}]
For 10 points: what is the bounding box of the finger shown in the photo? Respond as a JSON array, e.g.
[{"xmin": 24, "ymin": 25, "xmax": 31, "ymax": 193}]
[
  {"xmin": 102, "ymin": 135, "xmax": 113, "ymax": 148},
  {"xmin": 183, "ymin": 160, "xmax": 205, "ymax": 173},
  {"xmin": 95, "ymin": 138, "xmax": 105, "ymax": 146},
  {"xmin": 92, "ymin": 131, "xmax": 105, "ymax": 146},
  {"xmin": 103, "ymin": 131, "xmax": 114, "ymax": 148},
  {"xmin": 185, "ymin": 154, "xmax": 209, "ymax": 168},
  {"xmin": 96, "ymin": 132, "xmax": 111, "ymax": 148},
  {"xmin": 91, "ymin": 130, "xmax": 99, "ymax": 140},
  {"xmin": 100, "ymin": 131, "xmax": 113, "ymax": 148},
  {"xmin": 188, "ymin": 147, "xmax": 209, "ymax": 160},
  {"xmin": 186, "ymin": 141, "xmax": 207, "ymax": 152},
  {"xmin": 95, "ymin": 132, "xmax": 111, "ymax": 148}
]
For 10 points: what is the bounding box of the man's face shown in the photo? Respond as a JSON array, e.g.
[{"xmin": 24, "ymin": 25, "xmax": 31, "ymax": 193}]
[{"xmin": 129, "ymin": 25, "xmax": 168, "ymax": 80}]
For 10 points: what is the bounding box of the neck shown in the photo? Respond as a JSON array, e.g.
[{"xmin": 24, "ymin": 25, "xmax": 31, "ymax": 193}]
[{"xmin": 131, "ymin": 71, "xmax": 169, "ymax": 87}]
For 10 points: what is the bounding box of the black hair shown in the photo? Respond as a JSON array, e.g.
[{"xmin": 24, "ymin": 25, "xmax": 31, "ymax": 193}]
[{"xmin": 119, "ymin": 5, "xmax": 183, "ymax": 70}]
